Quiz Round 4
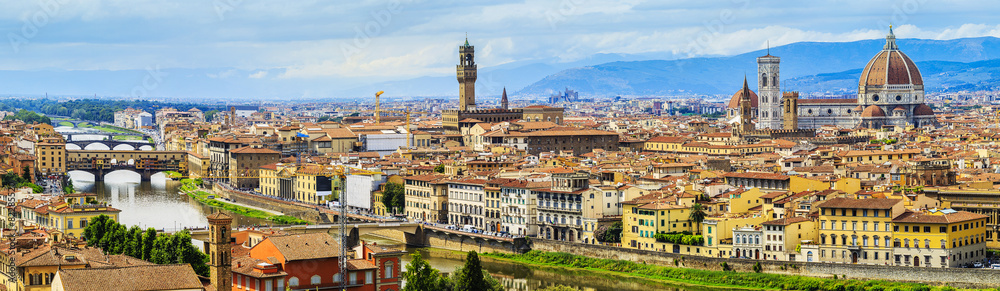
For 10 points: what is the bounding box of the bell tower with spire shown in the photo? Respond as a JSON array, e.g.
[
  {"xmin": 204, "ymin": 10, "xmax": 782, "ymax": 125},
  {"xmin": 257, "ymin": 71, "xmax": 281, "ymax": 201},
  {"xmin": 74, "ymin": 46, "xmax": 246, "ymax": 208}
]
[
  {"xmin": 740, "ymin": 77, "xmax": 754, "ymax": 133},
  {"xmin": 500, "ymin": 87, "xmax": 509, "ymax": 110},
  {"xmin": 457, "ymin": 37, "xmax": 477, "ymax": 111},
  {"xmin": 757, "ymin": 43, "xmax": 781, "ymax": 129}
]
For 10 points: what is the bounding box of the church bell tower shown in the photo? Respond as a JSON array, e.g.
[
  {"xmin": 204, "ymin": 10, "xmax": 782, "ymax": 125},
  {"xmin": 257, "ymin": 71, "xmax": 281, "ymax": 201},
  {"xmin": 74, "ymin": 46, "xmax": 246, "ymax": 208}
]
[
  {"xmin": 457, "ymin": 38, "xmax": 477, "ymax": 111},
  {"xmin": 207, "ymin": 212, "xmax": 233, "ymax": 291},
  {"xmin": 757, "ymin": 50, "xmax": 781, "ymax": 130}
]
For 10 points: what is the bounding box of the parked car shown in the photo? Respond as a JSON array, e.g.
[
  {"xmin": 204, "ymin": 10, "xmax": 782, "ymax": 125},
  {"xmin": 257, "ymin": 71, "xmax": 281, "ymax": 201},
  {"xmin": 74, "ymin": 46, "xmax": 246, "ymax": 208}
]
[
  {"xmin": 973, "ymin": 262, "xmax": 984, "ymax": 268},
  {"xmin": 991, "ymin": 264, "xmax": 1000, "ymax": 270}
]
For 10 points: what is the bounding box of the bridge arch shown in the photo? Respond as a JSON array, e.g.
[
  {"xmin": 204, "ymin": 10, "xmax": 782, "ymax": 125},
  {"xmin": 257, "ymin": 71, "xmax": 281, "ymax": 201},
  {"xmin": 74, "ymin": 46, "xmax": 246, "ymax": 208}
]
[
  {"xmin": 67, "ymin": 170, "xmax": 96, "ymax": 183},
  {"xmin": 113, "ymin": 144, "xmax": 136, "ymax": 151},
  {"xmin": 66, "ymin": 143, "xmax": 82, "ymax": 150},
  {"xmin": 139, "ymin": 145, "xmax": 153, "ymax": 151},
  {"xmin": 84, "ymin": 143, "xmax": 111, "ymax": 150}
]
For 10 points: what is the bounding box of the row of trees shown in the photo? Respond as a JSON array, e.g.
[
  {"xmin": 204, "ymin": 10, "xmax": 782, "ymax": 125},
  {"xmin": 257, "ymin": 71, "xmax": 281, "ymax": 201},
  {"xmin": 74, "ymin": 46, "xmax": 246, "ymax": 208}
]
[
  {"xmin": 381, "ymin": 182, "xmax": 405, "ymax": 214},
  {"xmin": 82, "ymin": 215, "xmax": 209, "ymax": 276},
  {"xmin": 4, "ymin": 109, "xmax": 51, "ymax": 124},
  {"xmin": 404, "ymin": 251, "xmax": 504, "ymax": 291},
  {"xmin": 654, "ymin": 232, "xmax": 705, "ymax": 246},
  {"xmin": 0, "ymin": 99, "xmax": 226, "ymax": 123}
]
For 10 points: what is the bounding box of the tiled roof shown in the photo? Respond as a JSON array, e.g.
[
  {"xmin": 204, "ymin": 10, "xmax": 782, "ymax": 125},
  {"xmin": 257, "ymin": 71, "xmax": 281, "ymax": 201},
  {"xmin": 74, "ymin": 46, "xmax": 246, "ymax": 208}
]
[
  {"xmin": 723, "ymin": 172, "xmax": 790, "ymax": 180},
  {"xmin": 230, "ymin": 146, "xmax": 281, "ymax": 154},
  {"xmin": 817, "ymin": 197, "xmax": 901, "ymax": 210},
  {"xmin": 264, "ymin": 233, "xmax": 344, "ymax": 261},
  {"xmin": 346, "ymin": 259, "xmax": 377, "ymax": 270},
  {"xmin": 762, "ymin": 216, "xmax": 811, "ymax": 226},
  {"xmin": 892, "ymin": 210, "xmax": 987, "ymax": 224},
  {"xmin": 54, "ymin": 264, "xmax": 203, "ymax": 291}
]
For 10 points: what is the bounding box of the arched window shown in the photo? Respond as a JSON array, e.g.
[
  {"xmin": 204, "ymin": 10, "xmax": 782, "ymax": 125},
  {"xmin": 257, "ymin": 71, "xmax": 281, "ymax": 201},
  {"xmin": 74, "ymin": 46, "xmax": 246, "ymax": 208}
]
[
  {"xmin": 289, "ymin": 277, "xmax": 299, "ymax": 286},
  {"xmin": 385, "ymin": 261, "xmax": 394, "ymax": 278},
  {"xmin": 761, "ymin": 73, "xmax": 768, "ymax": 87},
  {"xmin": 311, "ymin": 275, "xmax": 321, "ymax": 285},
  {"xmin": 334, "ymin": 273, "xmax": 342, "ymax": 282}
]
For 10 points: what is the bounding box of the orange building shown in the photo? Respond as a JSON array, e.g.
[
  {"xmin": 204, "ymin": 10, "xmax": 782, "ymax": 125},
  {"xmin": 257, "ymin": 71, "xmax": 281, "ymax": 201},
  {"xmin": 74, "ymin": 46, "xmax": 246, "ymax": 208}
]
[{"xmin": 232, "ymin": 232, "xmax": 402, "ymax": 291}]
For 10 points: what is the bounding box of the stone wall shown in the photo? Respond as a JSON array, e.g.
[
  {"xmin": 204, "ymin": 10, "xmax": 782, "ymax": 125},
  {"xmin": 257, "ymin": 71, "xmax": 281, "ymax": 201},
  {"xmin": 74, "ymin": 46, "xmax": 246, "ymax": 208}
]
[
  {"xmin": 534, "ymin": 239, "xmax": 1000, "ymax": 288},
  {"xmin": 212, "ymin": 184, "xmax": 332, "ymax": 224},
  {"xmin": 366, "ymin": 228, "xmax": 526, "ymax": 254}
]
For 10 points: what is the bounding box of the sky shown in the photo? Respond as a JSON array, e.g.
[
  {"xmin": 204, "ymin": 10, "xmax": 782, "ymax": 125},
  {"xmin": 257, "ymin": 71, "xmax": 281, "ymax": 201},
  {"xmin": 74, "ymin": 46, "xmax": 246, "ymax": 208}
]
[{"xmin": 2, "ymin": 0, "xmax": 1000, "ymax": 98}]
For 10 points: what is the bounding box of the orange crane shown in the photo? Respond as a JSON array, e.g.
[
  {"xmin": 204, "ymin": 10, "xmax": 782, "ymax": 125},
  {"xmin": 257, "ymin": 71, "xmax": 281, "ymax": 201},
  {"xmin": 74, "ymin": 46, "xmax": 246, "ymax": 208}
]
[{"xmin": 374, "ymin": 91, "xmax": 384, "ymax": 124}]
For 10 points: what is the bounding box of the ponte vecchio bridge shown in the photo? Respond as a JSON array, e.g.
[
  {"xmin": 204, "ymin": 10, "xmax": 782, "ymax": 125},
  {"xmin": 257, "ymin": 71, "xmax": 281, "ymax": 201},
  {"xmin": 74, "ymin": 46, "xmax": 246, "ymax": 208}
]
[{"xmin": 66, "ymin": 150, "xmax": 187, "ymax": 181}]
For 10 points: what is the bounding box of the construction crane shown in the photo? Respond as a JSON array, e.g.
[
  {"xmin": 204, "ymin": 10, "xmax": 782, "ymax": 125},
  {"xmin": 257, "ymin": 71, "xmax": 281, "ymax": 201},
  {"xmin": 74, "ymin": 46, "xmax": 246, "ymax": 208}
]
[{"xmin": 374, "ymin": 91, "xmax": 384, "ymax": 124}]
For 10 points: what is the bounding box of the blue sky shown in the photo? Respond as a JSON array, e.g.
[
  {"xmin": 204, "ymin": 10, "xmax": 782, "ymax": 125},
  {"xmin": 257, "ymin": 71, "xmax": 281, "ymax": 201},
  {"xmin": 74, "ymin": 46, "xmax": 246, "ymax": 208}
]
[{"xmin": 1, "ymin": 0, "xmax": 1000, "ymax": 98}]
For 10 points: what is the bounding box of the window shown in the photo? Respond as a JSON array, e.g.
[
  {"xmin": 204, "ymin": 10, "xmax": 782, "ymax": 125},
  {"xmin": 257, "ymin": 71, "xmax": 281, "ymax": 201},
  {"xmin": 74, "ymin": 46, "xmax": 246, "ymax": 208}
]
[
  {"xmin": 385, "ymin": 261, "xmax": 394, "ymax": 278},
  {"xmin": 350, "ymin": 272, "xmax": 358, "ymax": 285},
  {"xmin": 333, "ymin": 273, "xmax": 342, "ymax": 282},
  {"xmin": 289, "ymin": 277, "xmax": 299, "ymax": 286},
  {"xmin": 311, "ymin": 275, "xmax": 321, "ymax": 285},
  {"xmin": 266, "ymin": 279, "xmax": 273, "ymax": 291},
  {"xmin": 366, "ymin": 271, "xmax": 373, "ymax": 284},
  {"xmin": 67, "ymin": 219, "xmax": 73, "ymax": 229}
]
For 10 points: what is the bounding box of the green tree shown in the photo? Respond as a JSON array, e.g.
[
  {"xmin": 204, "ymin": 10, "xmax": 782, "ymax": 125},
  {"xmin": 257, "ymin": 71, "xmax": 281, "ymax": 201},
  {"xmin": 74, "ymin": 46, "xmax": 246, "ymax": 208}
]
[
  {"xmin": 452, "ymin": 251, "xmax": 502, "ymax": 291},
  {"xmin": 382, "ymin": 182, "xmax": 405, "ymax": 214},
  {"xmin": 141, "ymin": 228, "xmax": 157, "ymax": 261},
  {"xmin": 434, "ymin": 164, "xmax": 445, "ymax": 173},
  {"xmin": 150, "ymin": 234, "xmax": 173, "ymax": 264},
  {"xmin": 126, "ymin": 226, "xmax": 142, "ymax": 258},
  {"xmin": 403, "ymin": 252, "xmax": 449, "ymax": 291},
  {"xmin": 20, "ymin": 166, "xmax": 30, "ymax": 182},
  {"xmin": 83, "ymin": 214, "xmax": 112, "ymax": 245},
  {"xmin": 689, "ymin": 203, "xmax": 707, "ymax": 235}
]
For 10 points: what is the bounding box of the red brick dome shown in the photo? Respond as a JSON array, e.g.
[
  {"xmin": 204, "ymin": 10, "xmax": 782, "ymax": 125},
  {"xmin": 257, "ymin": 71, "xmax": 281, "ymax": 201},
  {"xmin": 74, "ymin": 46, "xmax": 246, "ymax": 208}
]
[
  {"xmin": 861, "ymin": 105, "xmax": 886, "ymax": 118},
  {"xmin": 859, "ymin": 28, "xmax": 922, "ymax": 88},
  {"xmin": 727, "ymin": 87, "xmax": 758, "ymax": 109},
  {"xmin": 913, "ymin": 104, "xmax": 935, "ymax": 116}
]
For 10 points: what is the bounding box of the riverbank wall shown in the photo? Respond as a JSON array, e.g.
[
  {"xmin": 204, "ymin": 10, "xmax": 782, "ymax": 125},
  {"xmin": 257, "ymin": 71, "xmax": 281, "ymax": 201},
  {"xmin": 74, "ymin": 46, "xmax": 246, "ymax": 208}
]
[
  {"xmin": 368, "ymin": 228, "xmax": 528, "ymax": 254},
  {"xmin": 211, "ymin": 183, "xmax": 333, "ymax": 224},
  {"xmin": 533, "ymin": 239, "xmax": 1000, "ymax": 288}
]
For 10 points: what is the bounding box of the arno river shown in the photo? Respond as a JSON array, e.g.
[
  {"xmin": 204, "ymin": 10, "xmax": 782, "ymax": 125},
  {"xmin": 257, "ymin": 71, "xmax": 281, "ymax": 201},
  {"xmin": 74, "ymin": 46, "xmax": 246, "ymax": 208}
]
[{"xmin": 68, "ymin": 171, "xmax": 731, "ymax": 291}]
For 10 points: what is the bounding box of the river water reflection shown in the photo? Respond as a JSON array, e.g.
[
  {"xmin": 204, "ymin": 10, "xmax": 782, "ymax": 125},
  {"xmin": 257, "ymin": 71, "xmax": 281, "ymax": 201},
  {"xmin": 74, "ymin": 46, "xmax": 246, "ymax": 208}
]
[
  {"xmin": 359, "ymin": 236, "xmax": 748, "ymax": 291},
  {"xmin": 69, "ymin": 171, "xmax": 268, "ymax": 230}
]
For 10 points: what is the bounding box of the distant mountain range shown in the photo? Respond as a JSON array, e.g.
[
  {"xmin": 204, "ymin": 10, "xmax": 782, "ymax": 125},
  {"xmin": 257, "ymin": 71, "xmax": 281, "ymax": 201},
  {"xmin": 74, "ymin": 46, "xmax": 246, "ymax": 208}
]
[
  {"xmin": 4, "ymin": 37, "xmax": 1000, "ymax": 101},
  {"xmin": 517, "ymin": 37, "xmax": 1000, "ymax": 97}
]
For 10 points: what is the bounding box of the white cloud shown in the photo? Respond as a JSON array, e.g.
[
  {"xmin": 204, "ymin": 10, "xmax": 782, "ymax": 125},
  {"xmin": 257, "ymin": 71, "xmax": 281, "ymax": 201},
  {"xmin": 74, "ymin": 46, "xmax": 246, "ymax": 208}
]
[
  {"xmin": 3, "ymin": 1, "xmax": 1000, "ymax": 84},
  {"xmin": 248, "ymin": 70, "xmax": 268, "ymax": 79}
]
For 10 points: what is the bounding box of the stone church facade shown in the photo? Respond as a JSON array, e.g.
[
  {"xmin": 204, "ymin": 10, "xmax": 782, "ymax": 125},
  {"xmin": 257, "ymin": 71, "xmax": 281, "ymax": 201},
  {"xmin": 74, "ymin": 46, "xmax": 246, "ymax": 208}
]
[{"xmin": 728, "ymin": 27, "xmax": 937, "ymax": 129}]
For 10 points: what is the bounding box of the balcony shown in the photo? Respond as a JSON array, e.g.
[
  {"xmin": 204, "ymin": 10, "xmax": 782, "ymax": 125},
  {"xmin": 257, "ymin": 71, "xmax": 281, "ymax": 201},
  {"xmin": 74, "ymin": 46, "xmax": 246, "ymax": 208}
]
[{"xmin": 536, "ymin": 204, "xmax": 581, "ymax": 213}]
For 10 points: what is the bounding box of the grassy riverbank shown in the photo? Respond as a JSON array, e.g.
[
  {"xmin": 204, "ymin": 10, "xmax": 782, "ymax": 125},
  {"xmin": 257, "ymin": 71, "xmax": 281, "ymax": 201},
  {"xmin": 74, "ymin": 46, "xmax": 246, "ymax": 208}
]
[
  {"xmin": 179, "ymin": 179, "xmax": 309, "ymax": 225},
  {"xmin": 483, "ymin": 251, "xmax": 979, "ymax": 291}
]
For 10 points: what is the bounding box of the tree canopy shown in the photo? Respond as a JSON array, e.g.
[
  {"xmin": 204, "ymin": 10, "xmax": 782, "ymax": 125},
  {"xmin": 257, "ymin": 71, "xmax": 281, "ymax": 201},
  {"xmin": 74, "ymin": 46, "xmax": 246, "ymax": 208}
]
[
  {"xmin": 382, "ymin": 182, "xmax": 405, "ymax": 214},
  {"xmin": 4, "ymin": 109, "xmax": 50, "ymax": 124},
  {"xmin": 0, "ymin": 99, "xmax": 225, "ymax": 123},
  {"xmin": 82, "ymin": 214, "xmax": 209, "ymax": 276}
]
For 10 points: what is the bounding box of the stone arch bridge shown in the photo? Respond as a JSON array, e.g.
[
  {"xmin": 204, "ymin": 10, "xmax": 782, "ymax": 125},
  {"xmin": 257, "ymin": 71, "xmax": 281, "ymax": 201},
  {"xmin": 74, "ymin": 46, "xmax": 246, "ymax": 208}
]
[{"xmin": 66, "ymin": 150, "xmax": 187, "ymax": 181}]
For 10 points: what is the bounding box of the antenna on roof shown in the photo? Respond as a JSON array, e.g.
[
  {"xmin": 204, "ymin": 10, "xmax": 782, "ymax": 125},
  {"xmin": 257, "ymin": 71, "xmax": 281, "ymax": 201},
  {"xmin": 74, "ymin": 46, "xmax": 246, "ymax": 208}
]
[{"xmin": 767, "ymin": 40, "xmax": 770, "ymax": 55}]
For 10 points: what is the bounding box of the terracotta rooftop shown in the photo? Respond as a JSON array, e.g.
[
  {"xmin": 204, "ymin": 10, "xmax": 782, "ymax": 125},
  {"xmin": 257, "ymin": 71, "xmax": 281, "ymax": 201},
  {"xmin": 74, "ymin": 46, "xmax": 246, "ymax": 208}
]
[
  {"xmin": 264, "ymin": 233, "xmax": 344, "ymax": 261},
  {"xmin": 762, "ymin": 216, "xmax": 811, "ymax": 226},
  {"xmin": 817, "ymin": 197, "xmax": 901, "ymax": 210},
  {"xmin": 54, "ymin": 264, "xmax": 203, "ymax": 291},
  {"xmin": 892, "ymin": 210, "xmax": 987, "ymax": 224}
]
